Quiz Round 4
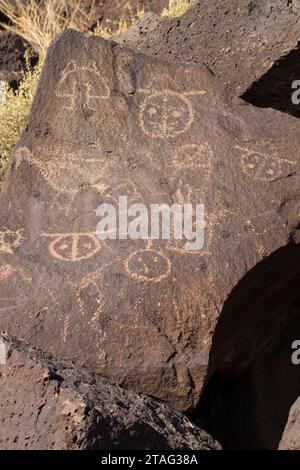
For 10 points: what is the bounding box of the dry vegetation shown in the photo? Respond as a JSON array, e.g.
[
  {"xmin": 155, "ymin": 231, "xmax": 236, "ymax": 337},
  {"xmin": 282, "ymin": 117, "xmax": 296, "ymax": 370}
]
[
  {"xmin": 0, "ymin": 54, "xmax": 43, "ymax": 184},
  {"xmin": 162, "ymin": 0, "xmax": 195, "ymax": 17},
  {"xmin": 0, "ymin": 0, "xmax": 194, "ymax": 185},
  {"xmin": 0, "ymin": 0, "xmax": 99, "ymax": 53}
]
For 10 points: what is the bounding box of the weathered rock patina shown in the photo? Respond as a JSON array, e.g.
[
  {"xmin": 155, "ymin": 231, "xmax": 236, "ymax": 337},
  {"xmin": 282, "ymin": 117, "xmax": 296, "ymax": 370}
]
[{"xmin": 0, "ymin": 29, "xmax": 299, "ymax": 413}]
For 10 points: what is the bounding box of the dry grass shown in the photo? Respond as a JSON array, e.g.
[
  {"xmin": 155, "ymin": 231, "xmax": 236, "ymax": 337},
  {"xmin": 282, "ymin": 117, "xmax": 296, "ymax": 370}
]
[
  {"xmin": 0, "ymin": 0, "xmax": 194, "ymax": 185},
  {"xmin": 93, "ymin": 2, "xmax": 144, "ymax": 39},
  {"xmin": 161, "ymin": 0, "xmax": 195, "ymax": 17},
  {"xmin": 0, "ymin": 0, "xmax": 99, "ymax": 53},
  {"xmin": 0, "ymin": 54, "xmax": 44, "ymax": 185}
]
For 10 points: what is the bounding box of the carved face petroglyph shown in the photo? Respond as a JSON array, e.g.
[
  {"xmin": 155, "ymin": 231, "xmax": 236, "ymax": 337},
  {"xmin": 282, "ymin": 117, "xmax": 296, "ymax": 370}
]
[
  {"xmin": 235, "ymin": 144, "xmax": 296, "ymax": 181},
  {"xmin": 124, "ymin": 248, "xmax": 172, "ymax": 283},
  {"xmin": 41, "ymin": 232, "xmax": 102, "ymax": 262},
  {"xmin": 139, "ymin": 90, "xmax": 194, "ymax": 138}
]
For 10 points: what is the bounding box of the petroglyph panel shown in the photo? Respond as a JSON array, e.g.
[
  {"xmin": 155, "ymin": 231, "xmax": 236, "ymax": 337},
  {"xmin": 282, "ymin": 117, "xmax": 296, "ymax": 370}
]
[
  {"xmin": 41, "ymin": 232, "xmax": 102, "ymax": 262},
  {"xmin": 56, "ymin": 61, "xmax": 110, "ymax": 111},
  {"xmin": 235, "ymin": 144, "xmax": 296, "ymax": 181},
  {"xmin": 0, "ymin": 229, "xmax": 25, "ymax": 254}
]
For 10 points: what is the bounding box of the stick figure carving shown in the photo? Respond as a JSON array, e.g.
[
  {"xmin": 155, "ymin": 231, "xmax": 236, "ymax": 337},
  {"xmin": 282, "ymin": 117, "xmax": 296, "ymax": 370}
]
[{"xmin": 56, "ymin": 61, "xmax": 110, "ymax": 111}]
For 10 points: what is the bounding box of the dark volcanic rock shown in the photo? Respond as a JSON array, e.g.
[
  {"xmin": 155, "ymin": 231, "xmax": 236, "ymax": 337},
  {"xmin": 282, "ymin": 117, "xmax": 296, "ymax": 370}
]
[
  {"xmin": 0, "ymin": 333, "xmax": 220, "ymax": 450},
  {"xmin": 0, "ymin": 31, "xmax": 31, "ymax": 83},
  {"xmin": 117, "ymin": 0, "xmax": 300, "ymax": 99},
  {"xmin": 0, "ymin": 29, "xmax": 299, "ymax": 413}
]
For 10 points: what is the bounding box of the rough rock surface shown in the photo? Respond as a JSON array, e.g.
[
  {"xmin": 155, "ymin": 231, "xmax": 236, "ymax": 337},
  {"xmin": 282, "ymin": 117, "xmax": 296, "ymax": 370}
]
[
  {"xmin": 117, "ymin": 0, "xmax": 300, "ymax": 98},
  {"xmin": 0, "ymin": 333, "xmax": 220, "ymax": 450},
  {"xmin": 0, "ymin": 31, "xmax": 31, "ymax": 83},
  {"xmin": 279, "ymin": 397, "xmax": 300, "ymax": 450},
  {"xmin": 0, "ymin": 29, "xmax": 299, "ymax": 414}
]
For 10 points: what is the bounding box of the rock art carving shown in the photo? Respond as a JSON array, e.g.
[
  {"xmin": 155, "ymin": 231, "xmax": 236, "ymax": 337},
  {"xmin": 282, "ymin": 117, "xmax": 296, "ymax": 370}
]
[
  {"xmin": 138, "ymin": 89, "xmax": 206, "ymax": 138},
  {"xmin": 171, "ymin": 143, "xmax": 213, "ymax": 171},
  {"xmin": 15, "ymin": 147, "xmax": 107, "ymax": 195},
  {"xmin": 0, "ymin": 264, "xmax": 31, "ymax": 311},
  {"xmin": 235, "ymin": 144, "xmax": 296, "ymax": 181},
  {"xmin": 0, "ymin": 228, "xmax": 25, "ymax": 254},
  {"xmin": 124, "ymin": 240, "xmax": 172, "ymax": 284},
  {"xmin": 41, "ymin": 232, "xmax": 102, "ymax": 262},
  {"xmin": 56, "ymin": 61, "xmax": 111, "ymax": 111}
]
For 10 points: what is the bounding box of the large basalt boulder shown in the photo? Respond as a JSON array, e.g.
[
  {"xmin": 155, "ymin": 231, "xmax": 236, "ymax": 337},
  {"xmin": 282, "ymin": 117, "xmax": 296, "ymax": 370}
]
[
  {"xmin": 0, "ymin": 29, "xmax": 299, "ymax": 413},
  {"xmin": 0, "ymin": 333, "xmax": 220, "ymax": 450},
  {"xmin": 116, "ymin": 0, "xmax": 300, "ymax": 98}
]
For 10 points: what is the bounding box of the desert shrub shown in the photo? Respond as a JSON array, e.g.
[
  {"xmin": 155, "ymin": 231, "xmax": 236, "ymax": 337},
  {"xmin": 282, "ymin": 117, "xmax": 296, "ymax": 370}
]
[
  {"xmin": 161, "ymin": 0, "xmax": 195, "ymax": 17},
  {"xmin": 0, "ymin": 54, "xmax": 44, "ymax": 186}
]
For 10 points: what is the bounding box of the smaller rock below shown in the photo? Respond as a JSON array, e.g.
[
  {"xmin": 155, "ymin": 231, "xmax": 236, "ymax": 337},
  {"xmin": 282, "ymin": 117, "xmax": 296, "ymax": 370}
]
[
  {"xmin": 0, "ymin": 333, "xmax": 221, "ymax": 450},
  {"xmin": 279, "ymin": 397, "xmax": 300, "ymax": 450}
]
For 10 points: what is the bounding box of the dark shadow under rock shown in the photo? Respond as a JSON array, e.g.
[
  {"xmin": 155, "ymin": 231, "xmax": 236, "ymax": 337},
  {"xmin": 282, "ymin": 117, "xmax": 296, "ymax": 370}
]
[
  {"xmin": 193, "ymin": 243, "xmax": 300, "ymax": 449},
  {"xmin": 242, "ymin": 45, "xmax": 300, "ymax": 119}
]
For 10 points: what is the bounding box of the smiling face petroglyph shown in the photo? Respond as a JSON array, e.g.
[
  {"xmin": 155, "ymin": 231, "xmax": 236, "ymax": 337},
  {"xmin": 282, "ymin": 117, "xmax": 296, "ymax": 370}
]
[{"xmin": 124, "ymin": 247, "xmax": 172, "ymax": 283}]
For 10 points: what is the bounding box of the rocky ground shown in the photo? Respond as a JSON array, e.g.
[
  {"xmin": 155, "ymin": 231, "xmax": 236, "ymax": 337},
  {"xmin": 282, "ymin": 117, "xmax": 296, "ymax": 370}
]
[{"xmin": 0, "ymin": 0, "xmax": 300, "ymax": 451}]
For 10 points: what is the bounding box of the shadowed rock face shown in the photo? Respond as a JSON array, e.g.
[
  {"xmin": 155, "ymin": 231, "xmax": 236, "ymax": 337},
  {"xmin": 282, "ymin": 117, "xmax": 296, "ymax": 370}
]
[
  {"xmin": 0, "ymin": 29, "xmax": 299, "ymax": 413},
  {"xmin": 0, "ymin": 32, "xmax": 32, "ymax": 83},
  {"xmin": 194, "ymin": 244, "xmax": 300, "ymax": 449},
  {"xmin": 116, "ymin": 0, "xmax": 300, "ymax": 99},
  {"xmin": 0, "ymin": 333, "xmax": 220, "ymax": 450}
]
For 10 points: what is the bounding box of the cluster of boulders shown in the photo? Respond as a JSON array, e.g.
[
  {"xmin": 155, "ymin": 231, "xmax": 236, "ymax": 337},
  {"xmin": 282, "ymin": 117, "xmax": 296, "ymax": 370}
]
[{"xmin": 0, "ymin": 0, "xmax": 299, "ymax": 450}]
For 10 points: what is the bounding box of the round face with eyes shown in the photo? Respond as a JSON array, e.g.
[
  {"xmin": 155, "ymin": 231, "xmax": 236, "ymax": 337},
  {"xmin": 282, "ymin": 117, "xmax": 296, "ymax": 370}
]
[
  {"xmin": 241, "ymin": 151, "xmax": 294, "ymax": 181},
  {"xmin": 46, "ymin": 233, "xmax": 102, "ymax": 262},
  {"xmin": 124, "ymin": 249, "xmax": 171, "ymax": 283},
  {"xmin": 140, "ymin": 91, "xmax": 194, "ymax": 138}
]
